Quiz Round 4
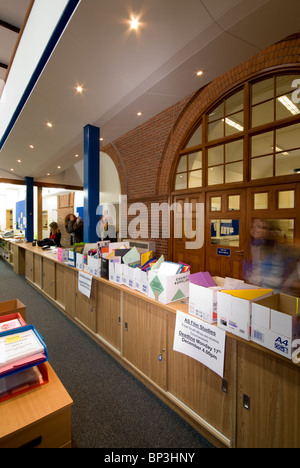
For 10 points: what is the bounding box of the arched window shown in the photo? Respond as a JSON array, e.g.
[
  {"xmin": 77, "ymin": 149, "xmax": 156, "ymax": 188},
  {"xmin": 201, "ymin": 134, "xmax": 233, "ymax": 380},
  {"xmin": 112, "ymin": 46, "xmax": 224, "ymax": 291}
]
[{"xmin": 174, "ymin": 72, "xmax": 300, "ymax": 191}]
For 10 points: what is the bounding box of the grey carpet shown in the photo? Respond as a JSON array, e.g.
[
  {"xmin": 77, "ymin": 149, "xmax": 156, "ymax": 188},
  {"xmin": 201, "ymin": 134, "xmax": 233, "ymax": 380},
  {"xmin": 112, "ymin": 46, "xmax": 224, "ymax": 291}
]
[{"xmin": 0, "ymin": 258, "xmax": 214, "ymax": 449}]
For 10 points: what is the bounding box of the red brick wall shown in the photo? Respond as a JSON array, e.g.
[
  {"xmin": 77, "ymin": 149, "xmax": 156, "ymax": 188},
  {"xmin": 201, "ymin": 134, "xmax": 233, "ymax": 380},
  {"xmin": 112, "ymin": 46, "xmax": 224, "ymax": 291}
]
[{"xmin": 101, "ymin": 35, "xmax": 300, "ymax": 259}]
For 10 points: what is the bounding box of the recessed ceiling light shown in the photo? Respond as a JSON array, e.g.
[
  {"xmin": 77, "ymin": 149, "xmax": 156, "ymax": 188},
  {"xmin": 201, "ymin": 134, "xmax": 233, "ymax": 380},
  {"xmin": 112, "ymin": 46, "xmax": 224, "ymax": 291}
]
[
  {"xmin": 76, "ymin": 85, "xmax": 84, "ymax": 93},
  {"xmin": 10, "ymin": 168, "xmax": 14, "ymax": 172},
  {"xmin": 57, "ymin": 166, "xmax": 61, "ymax": 169},
  {"xmin": 47, "ymin": 173, "xmax": 50, "ymax": 176},
  {"xmin": 29, "ymin": 144, "xmax": 34, "ymax": 149},
  {"xmin": 130, "ymin": 17, "xmax": 140, "ymax": 30},
  {"xmin": 17, "ymin": 159, "xmax": 22, "ymax": 163},
  {"xmin": 137, "ymin": 112, "xmax": 142, "ymax": 116},
  {"xmin": 47, "ymin": 122, "xmax": 53, "ymax": 128},
  {"xmin": 100, "ymin": 137, "xmax": 104, "ymax": 141},
  {"xmin": 196, "ymin": 70, "xmax": 203, "ymax": 77},
  {"xmin": 75, "ymin": 154, "xmax": 79, "ymax": 158}
]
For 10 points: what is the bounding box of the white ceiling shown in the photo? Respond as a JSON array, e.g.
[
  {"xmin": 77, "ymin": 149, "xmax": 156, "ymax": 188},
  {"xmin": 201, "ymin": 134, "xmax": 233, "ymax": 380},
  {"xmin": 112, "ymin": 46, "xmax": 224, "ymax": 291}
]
[
  {"xmin": 0, "ymin": 0, "xmax": 31, "ymax": 81},
  {"xmin": 0, "ymin": 0, "xmax": 300, "ymax": 183}
]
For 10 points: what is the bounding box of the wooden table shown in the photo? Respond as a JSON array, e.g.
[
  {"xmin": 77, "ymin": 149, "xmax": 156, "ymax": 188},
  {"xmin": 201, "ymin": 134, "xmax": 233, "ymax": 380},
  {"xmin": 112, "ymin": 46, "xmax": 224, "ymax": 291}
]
[{"xmin": 0, "ymin": 363, "xmax": 73, "ymax": 448}]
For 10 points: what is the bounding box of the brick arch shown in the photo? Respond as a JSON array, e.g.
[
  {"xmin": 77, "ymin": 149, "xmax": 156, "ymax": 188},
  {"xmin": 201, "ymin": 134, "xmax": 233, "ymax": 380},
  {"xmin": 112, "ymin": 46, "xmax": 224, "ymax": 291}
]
[
  {"xmin": 157, "ymin": 36, "xmax": 300, "ymax": 196},
  {"xmin": 101, "ymin": 143, "xmax": 128, "ymax": 196}
]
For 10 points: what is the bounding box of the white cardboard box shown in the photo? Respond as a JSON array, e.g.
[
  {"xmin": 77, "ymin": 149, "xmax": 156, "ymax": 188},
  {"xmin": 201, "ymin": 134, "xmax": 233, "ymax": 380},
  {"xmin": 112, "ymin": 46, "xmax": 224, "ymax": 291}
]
[
  {"xmin": 188, "ymin": 276, "xmax": 225, "ymax": 324},
  {"xmin": 251, "ymin": 294, "xmax": 300, "ymax": 359},
  {"xmin": 135, "ymin": 268, "xmax": 148, "ymax": 295},
  {"xmin": 217, "ymin": 288, "xmax": 273, "ymax": 340},
  {"xmin": 148, "ymin": 270, "xmax": 190, "ymax": 305},
  {"xmin": 76, "ymin": 253, "xmax": 86, "ymax": 271},
  {"xmin": 87, "ymin": 256, "xmax": 101, "ymax": 277}
]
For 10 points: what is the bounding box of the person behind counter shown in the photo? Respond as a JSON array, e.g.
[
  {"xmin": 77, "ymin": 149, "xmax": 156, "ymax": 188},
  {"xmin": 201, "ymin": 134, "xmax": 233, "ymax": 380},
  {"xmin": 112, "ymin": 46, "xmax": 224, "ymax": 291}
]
[
  {"xmin": 65, "ymin": 213, "xmax": 83, "ymax": 244},
  {"xmin": 49, "ymin": 222, "xmax": 62, "ymax": 247}
]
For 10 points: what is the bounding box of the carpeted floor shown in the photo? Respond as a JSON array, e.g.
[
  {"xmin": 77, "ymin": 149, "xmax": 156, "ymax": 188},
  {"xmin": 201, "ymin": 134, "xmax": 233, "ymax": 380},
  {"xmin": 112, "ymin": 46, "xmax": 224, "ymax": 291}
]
[{"xmin": 0, "ymin": 258, "xmax": 215, "ymax": 449}]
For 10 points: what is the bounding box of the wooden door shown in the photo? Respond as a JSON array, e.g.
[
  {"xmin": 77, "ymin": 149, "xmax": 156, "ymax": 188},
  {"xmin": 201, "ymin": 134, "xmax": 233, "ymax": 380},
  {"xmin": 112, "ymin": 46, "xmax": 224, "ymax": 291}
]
[
  {"xmin": 75, "ymin": 279, "xmax": 97, "ymax": 332},
  {"xmin": 96, "ymin": 281, "xmax": 121, "ymax": 351},
  {"xmin": 65, "ymin": 268, "xmax": 77, "ymax": 318},
  {"xmin": 206, "ymin": 189, "xmax": 246, "ymax": 278},
  {"xmin": 123, "ymin": 293, "xmax": 167, "ymax": 389},
  {"xmin": 43, "ymin": 258, "xmax": 56, "ymax": 300},
  {"xmin": 237, "ymin": 342, "xmax": 300, "ymax": 448},
  {"xmin": 6, "ymin": 209, "xmax": 13, "ymax": 230},
  {"xmin": 245, "ymin": 183, "xmax": 300, "ymax": 292},
  {"xmin": 171, "ymin": 193, "xmax": 205, "ymax": 273},
  {"xmin": 25, "ymin": 251, "xmax": 34, "ymax": 282}
]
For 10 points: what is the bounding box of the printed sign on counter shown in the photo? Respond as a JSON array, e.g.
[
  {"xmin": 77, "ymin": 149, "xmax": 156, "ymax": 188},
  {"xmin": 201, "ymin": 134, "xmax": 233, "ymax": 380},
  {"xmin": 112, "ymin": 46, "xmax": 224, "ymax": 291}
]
[
  {"xmin": 78, "ymin": 270, "xmax": 93, "ymax": 298},
  {"xmin": 173, "ymin": 310, "xmax": 226, "ymax": 378}
]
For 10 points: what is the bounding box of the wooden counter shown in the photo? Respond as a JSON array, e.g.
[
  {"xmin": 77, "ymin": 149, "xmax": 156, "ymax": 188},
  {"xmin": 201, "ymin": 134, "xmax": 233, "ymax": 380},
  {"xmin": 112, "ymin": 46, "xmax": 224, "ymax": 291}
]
[
  {"xmin": 0, "ymin": 363, "xmax": 73, "ymax": 448},
  {"xmin": 9, "ymin": 242, "xmax": 300, "ymax": 448}
]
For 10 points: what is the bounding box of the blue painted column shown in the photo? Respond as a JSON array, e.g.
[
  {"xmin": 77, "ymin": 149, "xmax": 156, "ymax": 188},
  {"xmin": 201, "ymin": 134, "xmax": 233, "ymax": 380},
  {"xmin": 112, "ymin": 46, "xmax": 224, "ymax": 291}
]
[
  {"xmin": 83, "ymin": 124, "xmax": 100, "ymax": 243},
  {"xmin": 25, "ymin": 176, "xmax": 34, "ymax": 242}
]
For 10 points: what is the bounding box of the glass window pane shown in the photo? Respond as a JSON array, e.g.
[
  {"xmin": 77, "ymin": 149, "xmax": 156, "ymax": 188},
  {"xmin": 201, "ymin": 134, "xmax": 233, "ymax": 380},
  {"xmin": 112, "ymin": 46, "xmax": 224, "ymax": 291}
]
[
  {"xmin": 189, "ymin": 151, "xmax": 202, "ymax": 170},
  {"xmin": 208, "ymin": 102, "xmax": 224, "ymax": 122},
  {"xmin": 276, "ymin": 75, "xmax": 300, "ymax": 97},
  {"xmin": 211, "ymin": 219, "xmax": 240, "ymax": 247},
  {"xmin": 228, "ymin": 195, "xmax": 240, "ymax": 211},
  {"xmin": 186, "ymin": 124, "xmax": 202, "ymax": 148},
  {"xmin": 177, "ymin": 155, "xmax": 187, "ymax": 173},
  {"xmin": 278, "ymin": 191, "xmax": 295, "ymax": 209},
  {"xmin": 276, "ymin": 123, "xmax": 300, "ymax": 151},
  {"xmin": 254, "ymin": 193, "xmax": 268, "ymax": 210},
  {"xmin": 252, "ymin": 78, "xmax": 274, "ymax": 105},
  {"xmin": 252, "ymin": 100, "xmax": 274, "ymax": 127},
  {"xmin": 188, "ymin": 170, "xmax": 202, "ymax": 188},
  {"xmin": 225, "ymin": 113, "xmax": 244, "ymax": 136},
  {"xmin": 211, "ymin": 197, "xmax": 221, "ymax": 211},
  {"xmin": 208, "ymin": 119, "xmax": 224, "ymax": 141},
  {"xmin": 225, "ymin": 162, "xmax": 243, "ymax": 183},
  {"xmin": 276, "ymin": 92, "xmax": 300, "ymax": 120},
  {"xmin": 276, "ymin": 148, "xmax": 300, "ymax": 176},
  {"xmin": 226, "ymin": 140, "xmax": 243, "ymax": 163},
  {"xmin": 208, "ymin": 166, "xmax": 224, "ymax": 185},
  {"xmin": 175, "ymin": 173, "xmax": 187, "ymax": 190},
  {"xmin": 251, "ymin": 131, "xmax": 274, "ymax": 157},
  {"xmin": 208, "ymin": 145, "xmax": 223, "ymax": 166},
  {"xmin": 226, "ymin": 90, "xmax": 244, "ymax": 115},
  {"xmin": 251, "ymin": 155, "xmax": 273, "ymax": 180}
]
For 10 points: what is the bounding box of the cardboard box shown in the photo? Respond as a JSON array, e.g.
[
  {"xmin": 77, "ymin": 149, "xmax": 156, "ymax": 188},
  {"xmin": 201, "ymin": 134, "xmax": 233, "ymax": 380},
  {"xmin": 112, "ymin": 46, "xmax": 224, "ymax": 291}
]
[
  {"xmin": 87, "ymin": 256, "xmax": 101, "ymax": 277},
  {"xmin": 217, "ymin": 288, "xmax": 273, "ymax": 340},
  {"xmin": 251, "ymin": 294, "xmax": 300, "ymax": 359},
  {"xmin": 148, "ymin": 270, "xmax": 190, "ymax": 304},
  {"xmin": 76, "ymin": 253, "xmax": 86, "ymax": 270},
  {"xmin": 189, "ymin": 276, "xmax": 225, "ymax": 324},
  {"xmin": 135, "ymin": 268, "xmax": 148, "ymax": 295},
  {"xmin": 57, "ymin": 248, "xmax": 70, "ymax": 263},
  {"xmin": 68, "ymin": 250, "xmax": 76, "ymax": 267},
  {"xmin": 0, "ymin": 299, "xmax": 26, "ymax": 321}
]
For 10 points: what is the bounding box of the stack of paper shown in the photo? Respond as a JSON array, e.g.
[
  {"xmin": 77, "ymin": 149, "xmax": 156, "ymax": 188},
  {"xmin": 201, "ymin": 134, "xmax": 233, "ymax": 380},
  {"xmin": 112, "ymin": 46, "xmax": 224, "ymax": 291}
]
[{"xmin": 0, "ymin": 325, "xmax": 48, "ymax": 378}]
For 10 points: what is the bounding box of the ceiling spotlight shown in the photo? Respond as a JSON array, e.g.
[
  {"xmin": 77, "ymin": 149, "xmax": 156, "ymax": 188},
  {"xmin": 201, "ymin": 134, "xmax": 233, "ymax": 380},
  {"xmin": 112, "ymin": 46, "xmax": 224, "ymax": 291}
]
[
  {"xmin": 57, "ymin": 166, "xmax": 61, "ymax": 169},
  {"xmin": 47, "ymin": 122, "xmax": 53, "ymax": 128},
  {"xmin": 47, "ymin": 173, "xmax": 50, "ymax": 176},
  {"xmin": 137, "ymin": 112, "xmax": 143, "ymax": 117},
  {"xmin": 196, "ymin": 70, "xmax": 203, "ymax": 77},
  {"xmin": 130, "ymin": 17, "xmax": 140, "ymax": 30},
  {"xmin": 29, "ymin": 144, "xmax": 34, "ymax": 149},
  {"xmin": 10, "ymin": 168, "xmax": 14, "ymax": 172},
  {"xmin": 17, "ymin": 159, "xmax": 22, "ymax": 163},
  {"xmin": 76, "ymin": 85, "xmax": 84, "ymax": 94},
  {"xmin": 75, "ymin": 154, "xmax": 79, "ymax": 158}
]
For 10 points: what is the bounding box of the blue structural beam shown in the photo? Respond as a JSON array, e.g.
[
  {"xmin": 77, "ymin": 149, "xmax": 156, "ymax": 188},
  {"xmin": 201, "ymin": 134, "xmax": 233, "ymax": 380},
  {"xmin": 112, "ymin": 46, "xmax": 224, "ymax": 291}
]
[
  {"xmin": 25, "ymin": 177, "xmax": 34, "ymax": 242},
  {"xmin": 83, "ymin": 124, "xmax": 100, "ymax": 243}
]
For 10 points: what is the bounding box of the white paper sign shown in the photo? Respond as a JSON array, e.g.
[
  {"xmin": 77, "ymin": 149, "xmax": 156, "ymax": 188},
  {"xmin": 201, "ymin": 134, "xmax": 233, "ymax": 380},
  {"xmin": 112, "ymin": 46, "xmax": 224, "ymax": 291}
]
[
  {"xmin": 78, "ymin": 270, "xmax": 93, "ymax": 298},
  {"xmin": 173, "ymin": 310, "xmax": 226, "ymax": 378}
]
